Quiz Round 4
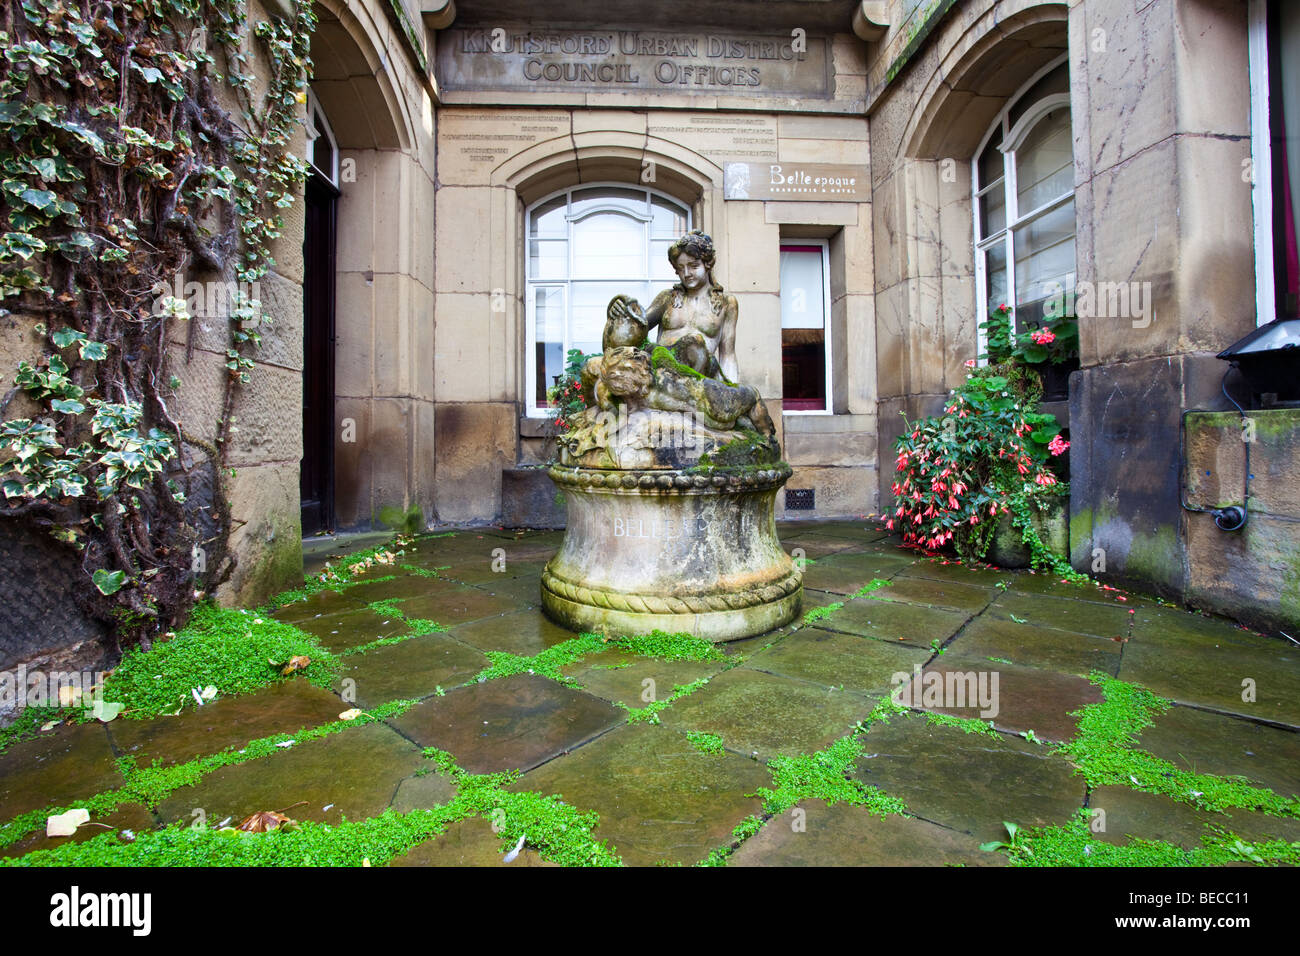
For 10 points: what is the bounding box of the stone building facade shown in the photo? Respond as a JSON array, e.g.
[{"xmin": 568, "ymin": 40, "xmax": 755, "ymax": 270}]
[{"xmin": 2, "ymin": 0, "xmax": 1296, "ymax": 671}]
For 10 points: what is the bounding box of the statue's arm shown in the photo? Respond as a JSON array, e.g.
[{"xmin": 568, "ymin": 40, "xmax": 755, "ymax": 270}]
[
  {"xmin": 717, "ymin": 294, "xmax": 740, "ymax": 383},
  {"xmin": 643, "ymin": 288, "xmax": 675, "ymax": 332}
]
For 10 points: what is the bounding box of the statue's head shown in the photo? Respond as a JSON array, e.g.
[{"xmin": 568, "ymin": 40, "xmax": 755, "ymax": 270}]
[
  {"xmin": 600, "ymin": 346, "xmax": 653, "ymax": 400},
  {"xmin": 668, "ymin": 230, "xmax": 717, "ymax": 292}
]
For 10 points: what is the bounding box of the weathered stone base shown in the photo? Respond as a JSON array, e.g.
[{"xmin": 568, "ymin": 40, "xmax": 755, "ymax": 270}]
[{"xmin": 541, "ymin": 464, "xmax": 802, "ymax": 642}]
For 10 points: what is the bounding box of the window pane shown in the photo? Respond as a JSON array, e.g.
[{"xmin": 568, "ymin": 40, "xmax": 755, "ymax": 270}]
[
  {"xmin": 651, "ymin": 238, "xmax": 678, "ymax": 280},
  {"xmin": 528, "ymin": 239, "xmax": 567, "ymax": 279},
  {"xmin": 979, "ymin": 180, "xmax": 1006, "ymax": 237},
  {"xmin": 534, "ymin": 286, "xmax": 565, "ymax": 405},
  {"xmin": 1016, "ymin": 108, "xmax": 1073, "ymax": 212},
  {"xmin": 572, "ymin": 211, "xmax": 645, "ymax": 278},
  {"xmin": 978, "ymin": 128, "xmax": 1004, "ymax": 186},
  {"xmin": 651, "ymin": 196, "xmax": 687, "ymax": 237},
  {"xmin": 570, "ymin": 186, "xmax": 646, "ymax": 219},
  {"xmin": 1014, "ymin": 199, "xmax": 1076, "ymax": 319},
  {"xmin": 1009, "ymin": 62, "xmax": 1070, "ymax": 130},
  {"xmin": 779, "ymin": 248, "xmax": 826, "ymax": 329},
  {"xmin": 571, "ymin": 282, "xmax": 645, "ymax": 352},
  {"xmin": 780, "ymin": 246, "xmax": 826, "ymax": 410},
  {"xmin": 984, "ymin": 240, "xmax": 1008, "ymax": 312},
  {"xmin": 530, "ymin": 195, "xmax": 567, "ymax": 236}
]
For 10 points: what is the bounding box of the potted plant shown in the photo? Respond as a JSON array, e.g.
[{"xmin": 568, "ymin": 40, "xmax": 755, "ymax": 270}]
[
  {"xmin": 888, "ymin": 362, "xmax": 1073, "ymax": 572},
  {"xmin": 979, "ymin": 303, "xmax": 1079, "ymax": 402}
]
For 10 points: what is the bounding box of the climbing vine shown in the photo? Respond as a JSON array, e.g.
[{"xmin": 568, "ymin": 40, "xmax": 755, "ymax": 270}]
[{"xmin": 0, "ymin": 0, "xmax": 315, "ymax": 649}]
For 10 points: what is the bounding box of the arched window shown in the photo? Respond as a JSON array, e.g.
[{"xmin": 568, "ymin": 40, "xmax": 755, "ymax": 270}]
[
  {"xmin": 525, "ymin": 185, "xmax": 690, "ymax": 415},
  {"xmin": 972, "ymin": 58, "xmax": 1075, "ymax": 355},
  {"xmin": 305, "ymin": 90, "xmax": 339, "ymax": 187}
]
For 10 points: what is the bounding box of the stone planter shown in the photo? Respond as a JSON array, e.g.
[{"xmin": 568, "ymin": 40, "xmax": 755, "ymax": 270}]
[
  {"xmin": 988, "ymin": 497, "xmax": 1070, "ymax": 569},
  {"xmin": 542, "ymin": 463, "xmax": 802, "ymax": 642}
]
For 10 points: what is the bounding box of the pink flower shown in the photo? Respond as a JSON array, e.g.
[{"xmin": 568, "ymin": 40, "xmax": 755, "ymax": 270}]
[
  {"xmin": 1030, "ymin": 329, "xmax": 1056, "ymax": 345},
  {"xmin": 964, "ymin": 359, "xmax": 976, "ymax": 369},
  {"xmin": 1048, "ymin": 435, "xmax": 1070, "ymax": 456}
]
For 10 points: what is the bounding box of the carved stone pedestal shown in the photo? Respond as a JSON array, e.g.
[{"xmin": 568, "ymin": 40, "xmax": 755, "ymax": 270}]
[{"xmin": 541, "ymin": 464, "xmax": 802, "ymax": 642}]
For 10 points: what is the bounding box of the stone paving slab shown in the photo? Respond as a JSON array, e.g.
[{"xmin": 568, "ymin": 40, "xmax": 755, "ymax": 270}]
[
  {"xmin": 869, "ymin": 575, "xmax": 996, "ymax": 614},
  {"xmin": 0, "ymin": 721, "xmax": 123, "ymax": 821},
  {"xmin": 510, "ymin": 722, "xmax": 770, "ymax": 866},
  {"xmin": 1134, "ymin": 704, "xmax": 1300, "ymax": 797},
  {"xmin": 108, "ymin": 680, "xmax": 348, "ymax": 769},
  {"xmin": 987, "ymin": 592, "xmax": 1135, "ymax": 638},
  {"xmin": 777, "ymin": 534, "xmax": 865, "ymax": 560},
  {"xmin": 743, "ymin": 628, "xmax": 928, "ymax": 697},
  {"xmin": 897, "ymin": 652, "xmax": 1104, "ymax": 742},
  {"xmin": 437, "ymin": 558, "xmax": 550, "ymax": 588},
  {"xmin": 1085, "ymin": 786, "xmax": 1300, "ymax": 850},
  {"xmin": 0, "ymin": 802, "xmax": 157, "ymax": 861},
  {"xmin": 727, "ymin": 800, "xmax": 1004, "ymax": 867},
  {"xmin": 658, "ymin": 667, "xmax": 874, "ymax": 760},
  {"xmin": 1119, "ymin": 637, "xmax": 1300, "ymax": 728},
  {"xmin": 389, "ymin": 816, "xmax": 558, "ymax": 867},
  {"xmin": 447, "ymin": 607, "xmax": 578, "ymax": 655},
  {"xmin": 270, "ymin": 587, "xmax": 369, "ymax": 624},
  {"xmin": 813, "ymin": 597, "xmax": 970, "ymax": 649},
  {"xmin": 156, "ymin": 723, "xmax": 426, "ymax": 827},
  {"xmin": 389, "ymin": 770, "xmax": 458, "ymax": 811},
  {"xmin": 853, "ymin": 713, "xmax": 1085, "ymax": 843},
  {"xmin": 380, "ymin": 583, "xmax": 525, "ymax": 627},
  {"xmin": 949, "ymin": 614, "xmax": 1121, "ymax": 679},
  {"xmin": 561, "ymin": 649, "xmax": 727, "ymax": 707},
  {"xmin": 288, "ymin": 605, "xmax": 412, "ymax": 653},
  {"xmin": 1130, "ymin": 605, "xmax": 1279, "ymax": 649},
  {"xmin": 895, "ymin": 560, "xmax": 1013, "ymax": 588},
  {"xmin": 332, "ymin": 635, "xmax": 487, "ymax": 707},
  {"xmin": 800, "ymin": 551, "xmax": 918, "ymax": 594},
  {"xmin": 387, "ymin": 674, "xmax": 624, "ymax": 774}
]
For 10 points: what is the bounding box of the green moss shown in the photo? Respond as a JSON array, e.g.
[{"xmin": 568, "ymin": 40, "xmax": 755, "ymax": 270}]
[
  {"xmin": 757, "ymin": 735, "xmax": 908, "ymax": 818},
  {"xmin": 0, "ymin": 706, "xmax": 66, "ymax": 756},
  {"xmin": 686, "ymin": 731, "xmax": 726, "ymax": 755},
  {"xmin": 609, "ymin": 629, "xmax": 725, "ymax": 662},
  {"xmin": 102, "ymin": 603, "xmax": 339, "ymax": 720},
  {"xmin": 1057, "ymin": 674, "xmax": 1300, "ymax": 818},
  {"xmin": 991, "ymin": 809, "xmax": 1300, "ymax": 867},
  {"xmin": 802, "ymin": 602, "xmax": 844, "ymax": 625},
  {"xmin": 622, "ymin": 677, "xmax": 712, "ymax": 724},
  {"xmin": 650, "ymin": 345, "xmax": 705, "ymax": 380},
  {"xmin": 696, "ymin": 814, "xmax": 766, "ymax": 867}
]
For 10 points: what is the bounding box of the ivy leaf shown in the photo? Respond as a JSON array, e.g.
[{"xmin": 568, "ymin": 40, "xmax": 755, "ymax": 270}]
[
  {"xmin": 50, "ymin": 398, "xmax": 84, "ymax": 414},
  {"xmin": 3, "ymin": 231, "xmax": 46, "ymax": 259},
  {"xmin": 91, "ymin": 568, "xmax": 127, "ymax": 595},
  {"xmin": 51, "ymin": 326, "xmax": 86, "ymax": 348},
  {"xmin": 79, "ymin": 340, "xmax": 107, "ymax": 360}
]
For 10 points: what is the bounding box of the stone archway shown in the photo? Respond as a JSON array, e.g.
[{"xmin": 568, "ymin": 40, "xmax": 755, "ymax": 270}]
[{"xmin": 305, "ymin": 1, "xmax": 433, "ymax": 531}]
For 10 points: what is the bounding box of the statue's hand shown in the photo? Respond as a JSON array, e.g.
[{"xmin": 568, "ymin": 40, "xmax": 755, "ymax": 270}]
[{"xmin": 607, "ymin": 294, "xmax": 644, "ymax": 323}]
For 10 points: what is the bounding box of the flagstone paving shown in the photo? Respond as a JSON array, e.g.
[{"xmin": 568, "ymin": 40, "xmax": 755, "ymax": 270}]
[{"xmin": 3, "ymin": 519, "xmax": 1298, "ymax": 867}]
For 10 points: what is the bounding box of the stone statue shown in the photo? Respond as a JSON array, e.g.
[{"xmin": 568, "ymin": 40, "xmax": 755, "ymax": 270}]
[
  {"xmin": 559, "ymin": 230, "xmax": 777, "ymax": 470},
  {"xmin": 543, "ymin": 229, "xmax": 801, "ymax": 643}
]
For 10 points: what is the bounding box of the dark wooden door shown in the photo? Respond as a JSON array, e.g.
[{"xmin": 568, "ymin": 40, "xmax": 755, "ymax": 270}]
[{"xmin": 300, "ymin": 171, "xmax": 338, "ymax": 535}]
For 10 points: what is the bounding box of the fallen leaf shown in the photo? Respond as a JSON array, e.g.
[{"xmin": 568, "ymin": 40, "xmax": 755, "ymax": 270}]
[
  {"xmin": 235, "ymin": 810, "xmax": 296, "ymax": 833},
  {"xmin": 338, "ymin": 708, "xmax": 363, "ymax": 721},
  {"xmin": 47, "ymin": 808, "xmax": 90, "ymax": 837},
  {"xmin": 90, "ymin": 700, "xmax": 124, "ymax": 722},
  {"xmin": 201, "ymin": 685, "xmax": 218, "ymax": 700},
  {"xmin": 280, "ymin": 655, "xmax": 311, "ymax": 676},
  {"xmin": 503, "ymin": 833, "xmax": 527, "ymax": 863},
  {"xmin": 39, "ymin": 720, "xmax": 58, "ymax": 732}
]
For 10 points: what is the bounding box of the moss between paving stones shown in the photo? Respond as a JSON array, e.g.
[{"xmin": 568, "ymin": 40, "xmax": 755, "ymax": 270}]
[
  {"xmin": 799, "ymin": 579, "xmax": 891, "ymax": 627},
  {"xmin": 1057, "ymin": 674, "xmax": 1300, "ymax": 818}
]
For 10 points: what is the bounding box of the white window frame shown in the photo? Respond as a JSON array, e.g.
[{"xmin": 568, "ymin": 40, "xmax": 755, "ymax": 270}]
[
  {"xmin": 1249, "ymin": 0, "xmax": 1276, "ymax": 326},
  {"xmin": 305, "ymin": 89, "xmax": 339, "ymax": 186},
  {"xmin": 779, "ymin": 239, "xmax": 833, "ymax": 417},
  {"xmin": 971, "ymin": 53, "xmax": 1073, "ymax": 362},
  {"xmin": 523, "ymin": 183, "xmax": 691, "ymax": 418}
]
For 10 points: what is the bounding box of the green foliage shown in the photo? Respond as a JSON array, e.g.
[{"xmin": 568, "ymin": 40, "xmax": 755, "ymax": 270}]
[
  {"xmin": 0, "ymin": 0, "xmax": 317, "ymax": 648},
  {"xmin": 802, "ymin": 602, "xmax": 843, "ymax": 625},
  {"xmin": 102, "ymin": 603, "xmax": 339, "ymax": 719},
  {"xmin": 378, "ymin": 504, "xmax": 424, "ymax": 535},
  {"xmin": 545, "ymin": 348, "xmax": 599, "ymax": 435},
  {"xmin": 622, "ymin": 677, "xmax": 711, "ymax": 724},
  {"xmin": 1056, "ymin": 674, "xmax": 1300, "ymax": 818},
  {"xmin": 757, "ymin": 735, "xmax": 908, "ymax": 818},
  {"xmin": 686, "ymin": 731, "xmax": 725, "ymax": 755},
  {"xmin": 609, "ymin": 629, "xmax": 725, "ymax": 662},
  {"xmin": 979, "ymin": 303, "xmax": 1079, "ymax": 366},
  {"xmin": 889, "ymin": 365, "xmax": 1069, "ymax": 563}
]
